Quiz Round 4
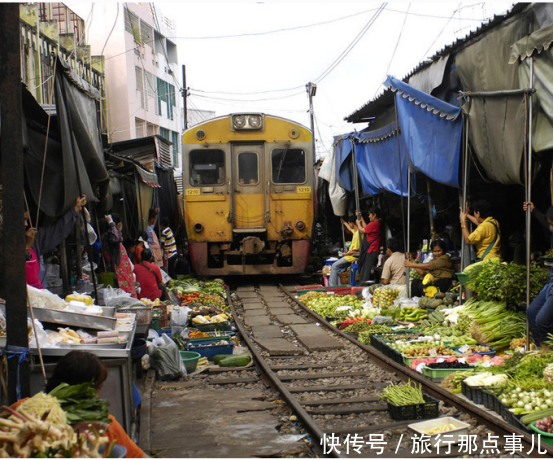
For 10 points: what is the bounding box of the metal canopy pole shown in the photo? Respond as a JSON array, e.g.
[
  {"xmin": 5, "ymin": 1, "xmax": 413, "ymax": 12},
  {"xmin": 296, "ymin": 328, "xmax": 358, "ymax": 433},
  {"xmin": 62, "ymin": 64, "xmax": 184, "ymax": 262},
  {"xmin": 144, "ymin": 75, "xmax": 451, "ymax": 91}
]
[
  {"xmin": 525, "ymin": 59, "xmax": 534, "ymax": 349},
  {"xmin": 393, "ymin": 94, "xmax": 409, "ymax": 293},
  {"xmin": 460, "ymin": 113, "xmax": 470, "ymax": 304}
]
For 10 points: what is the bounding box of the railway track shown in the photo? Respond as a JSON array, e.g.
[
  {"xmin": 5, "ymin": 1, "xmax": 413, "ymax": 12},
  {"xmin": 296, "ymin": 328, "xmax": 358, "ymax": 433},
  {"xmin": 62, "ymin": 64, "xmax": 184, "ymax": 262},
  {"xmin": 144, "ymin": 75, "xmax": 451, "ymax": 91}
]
[{"xmin": 220, "ymin": 282, "xmax": 553, "ymax": 458}]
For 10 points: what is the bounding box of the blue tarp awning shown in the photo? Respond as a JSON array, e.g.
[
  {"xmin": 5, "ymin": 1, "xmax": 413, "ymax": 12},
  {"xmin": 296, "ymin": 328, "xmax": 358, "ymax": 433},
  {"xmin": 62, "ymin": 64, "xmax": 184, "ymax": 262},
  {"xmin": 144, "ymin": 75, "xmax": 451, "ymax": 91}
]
[
  {"xmin": 331, "ymin": 76, "xmax": 463, "ymax": 205},
  {"xmin": 385, "ymin": 76, "xmax": 463, "ymax": 187},
  {"xmin": 355, "ymin": 123, "xmax": 413, "ymax": 197}
]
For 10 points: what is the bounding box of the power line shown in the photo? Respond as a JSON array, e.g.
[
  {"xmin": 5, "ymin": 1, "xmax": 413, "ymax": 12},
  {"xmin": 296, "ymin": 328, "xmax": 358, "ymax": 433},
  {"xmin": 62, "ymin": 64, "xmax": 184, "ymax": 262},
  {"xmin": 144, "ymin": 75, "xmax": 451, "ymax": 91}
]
[
  {"xmin": 419, "ymin": 2, "xmax": 462, "ymax": 61},
  {"xmin": 314, "ymin": 3, "xmax": 387, "ymax": 84},
  {"xmin": 374, "ymin": 3, "xmax": 411, "ymax": 98},
  {"xmin": 189, "ymin": 90, "xmax": 306, "ymax": 103},
  {"xmin": 167, "ymin": 7, "xmax": 383, "ymax": 40}
]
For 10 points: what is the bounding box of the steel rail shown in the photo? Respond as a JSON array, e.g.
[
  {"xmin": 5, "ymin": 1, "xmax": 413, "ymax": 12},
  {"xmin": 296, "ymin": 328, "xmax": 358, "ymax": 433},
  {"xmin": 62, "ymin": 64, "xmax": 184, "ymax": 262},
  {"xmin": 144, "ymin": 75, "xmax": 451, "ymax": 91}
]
[
  {"xmin": 229, "ymin": 302, "xmax": 338, "ymax": 458},
  {"xmin": 280, "ymin": 285, "xmax": 554, "ymax": 458}
]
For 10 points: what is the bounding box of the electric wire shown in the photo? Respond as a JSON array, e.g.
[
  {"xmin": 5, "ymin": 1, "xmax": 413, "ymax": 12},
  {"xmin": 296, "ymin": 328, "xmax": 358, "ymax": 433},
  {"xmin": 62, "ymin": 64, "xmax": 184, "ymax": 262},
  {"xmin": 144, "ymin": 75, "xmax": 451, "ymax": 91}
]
[
  {"xmin": 374, "ymin": 3, "xmax": 411, "ymax": 99},
  {"xmin": 314, "ymin": 3, "xmax": 387, "ymax": 84},
  {"xmin": 101, "ymin": 3, "xmax": 119, "ymax": 58},
  {"xmin": 419, "ymin": 2, "xmax": 462, "ymax": 61}
]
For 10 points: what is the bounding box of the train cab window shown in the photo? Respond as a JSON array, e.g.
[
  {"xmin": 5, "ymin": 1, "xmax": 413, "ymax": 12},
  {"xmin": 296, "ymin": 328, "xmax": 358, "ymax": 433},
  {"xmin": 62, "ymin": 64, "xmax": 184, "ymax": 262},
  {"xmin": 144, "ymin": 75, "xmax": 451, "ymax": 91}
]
[
  {"xmin": 190, "ymin": 149, "xmax": 225, "ymax": 186},
  {"xmin": 271, "ymin": 148, "xmax": 306, "ymax": 184},
  {"xmin": 238, "ymin": 152, "xmax": 258, "ymax": 185}
]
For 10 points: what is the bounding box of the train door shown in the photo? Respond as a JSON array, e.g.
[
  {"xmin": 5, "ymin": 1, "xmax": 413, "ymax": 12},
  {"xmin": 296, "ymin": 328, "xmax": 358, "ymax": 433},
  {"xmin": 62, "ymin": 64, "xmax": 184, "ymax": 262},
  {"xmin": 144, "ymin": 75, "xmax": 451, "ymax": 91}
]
[{"xmin": 231, "ymin": 144, "xmax": 266, "ymax": 230}]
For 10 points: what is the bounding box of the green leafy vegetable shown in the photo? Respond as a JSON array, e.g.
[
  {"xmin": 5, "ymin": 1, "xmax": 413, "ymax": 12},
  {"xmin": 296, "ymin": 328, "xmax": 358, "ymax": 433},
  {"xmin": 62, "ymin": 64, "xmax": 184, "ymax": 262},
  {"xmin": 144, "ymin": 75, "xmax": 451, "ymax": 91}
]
[{"xmin": 48, "ymin": 381, "xmax": 111, "ymax": 425}]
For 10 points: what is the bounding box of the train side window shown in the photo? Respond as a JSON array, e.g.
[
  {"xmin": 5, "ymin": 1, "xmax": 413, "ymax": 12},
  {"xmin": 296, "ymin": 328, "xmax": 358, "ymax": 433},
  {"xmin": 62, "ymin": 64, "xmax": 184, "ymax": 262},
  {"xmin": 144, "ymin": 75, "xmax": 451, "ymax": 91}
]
[
  {"xmin": 271, "ymin": 148, "xmax": 306, "ymax": 184},
  {"xmin": 190, "ymin": 149, "xmax": 225, "ymax": 186},
  {"xmin": 238, "ymin": 152, "xmax": 258, "ymax": 185}
]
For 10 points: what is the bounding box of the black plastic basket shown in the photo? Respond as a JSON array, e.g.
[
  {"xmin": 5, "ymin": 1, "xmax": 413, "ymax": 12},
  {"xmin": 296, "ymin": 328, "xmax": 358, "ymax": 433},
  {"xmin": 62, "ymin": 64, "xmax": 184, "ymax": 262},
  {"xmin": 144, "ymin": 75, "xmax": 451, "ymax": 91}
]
[
  {"xmin": 461, "ymin": 381, "xmax": 486, "ymax": 405},
  {"xmin": 383, "ymin": 343, "xmax": 405, "ymax": 365},
  {"xmin": 369, "ymin": 335, "xmax": 386, "ymax": 353},
  {"xmin": 387, "ymin": 395, "xmax": 439, "ymax": 421},
  {"xmin": 482, "ymin": 389, "xmax": 504, "ymax": 415},
  {"xmin": 504, "ymin": 409, "xmax": 531, "ymax": 433}
]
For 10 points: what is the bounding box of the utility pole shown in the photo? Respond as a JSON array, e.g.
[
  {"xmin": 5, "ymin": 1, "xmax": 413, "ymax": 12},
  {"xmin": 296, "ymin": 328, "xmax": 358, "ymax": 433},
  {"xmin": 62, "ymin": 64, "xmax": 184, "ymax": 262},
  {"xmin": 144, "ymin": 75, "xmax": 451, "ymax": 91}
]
[
  {"xmin": 181, "ymin": 65, "xmax": 188, "ymax": 130},
  {"xmin": 306, "ymin": 82, "xmax": 317, "ymax": 161},
  {"xmin": 0, "ymin": 3, "xmax": 31, "ymax": 403}
]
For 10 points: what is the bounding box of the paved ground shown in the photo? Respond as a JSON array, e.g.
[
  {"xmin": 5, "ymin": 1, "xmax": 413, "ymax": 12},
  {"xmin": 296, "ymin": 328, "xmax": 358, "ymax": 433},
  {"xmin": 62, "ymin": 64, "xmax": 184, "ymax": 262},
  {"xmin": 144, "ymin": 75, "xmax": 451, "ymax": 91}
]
[{"xmin": 138, "ymin": 369, "xmax": 311, "ymax": 458}]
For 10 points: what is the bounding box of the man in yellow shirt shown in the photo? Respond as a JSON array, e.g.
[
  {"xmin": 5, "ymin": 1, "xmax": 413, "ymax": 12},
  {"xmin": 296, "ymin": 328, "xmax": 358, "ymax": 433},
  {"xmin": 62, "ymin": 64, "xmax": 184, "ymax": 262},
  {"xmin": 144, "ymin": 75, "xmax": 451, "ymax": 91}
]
[
  {"xmin": 459, "ymin": 200, "xmax": 501, "ymax": 261},
  {"xmin": 329, "ymin": 216, "xmax": 361, "ymax": 286}
]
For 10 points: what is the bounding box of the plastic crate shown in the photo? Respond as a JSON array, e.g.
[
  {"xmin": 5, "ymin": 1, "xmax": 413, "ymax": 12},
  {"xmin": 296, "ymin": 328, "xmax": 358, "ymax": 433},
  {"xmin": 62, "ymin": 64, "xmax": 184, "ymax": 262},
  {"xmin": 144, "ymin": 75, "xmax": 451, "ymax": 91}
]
[
  {"xmin": 504, "ymin": 409, "xmax": 531, "ymax": 433},
  {"xmin": 482, "ymin": 389, "xmax": 503, "ymax": 414},
  {"xmin": 298, "ymin": 288, "xmax": 326, "ymax": 296},
  {"xmin": 456, "ymin": 272, "xmax": 469, "ymax": 286},
  {"xmin": 193, "ymin": 321, "xmax": 231, "ymax": 332},
  {"xmin": 295, "ymin": 285, "xmax": 324, "ymax": 291},
  {"xmin": 387, "ymin": 395, "xmax": 439, "ymax": 421},
  {"xmin": 423, "ymin": 365, "xmax": 475, "ymax": 379},
  {"xmin": 325, "ymin": 286, "xmax": 352, "ymax": 295},
  {"xmin": 188, "ymin": 342, "xmax": 234, "ymax": 360},
  {"xmin": 188, "ymin": 337, "xmax": 233, "ymax": 345},
  {"xmin": 456, "ymin": 345, "xmax": 496, "ymax": 357},
  {"xmin": 461, "ymin": 381, "xmax": 486, "ymax": 405},
  {"xmin": 351, "ymin": 286, "xmax": 364, "ymax": 296},
  {"xmin": 382, "ymin": 343, "xmax": 404, "ymax": 365},
  {"xmin": 118, "ymin": 307, "xmax": 153, "ymax": 326}
]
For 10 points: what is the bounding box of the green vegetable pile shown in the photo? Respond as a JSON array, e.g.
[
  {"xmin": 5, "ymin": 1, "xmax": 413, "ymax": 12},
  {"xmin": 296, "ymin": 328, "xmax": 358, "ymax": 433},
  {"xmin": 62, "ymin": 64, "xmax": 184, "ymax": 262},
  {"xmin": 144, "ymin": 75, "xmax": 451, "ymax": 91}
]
[
  {"xmin": 380, "ymin": 380, "xmax": 425, "ymax": 406},
  {"xmin": 48, "ymin": 382, "xmax": 111, "ymax": 425},
  {"xmin": 464, "ymin": 259, "xmax": 549, "ymax": 308},
  {"xmin": 343, "ymin": 321, "xmax": 373, "ymax": 333},
  {"xmin": 304, "ymin": 294, "xmax": 364, "ymax": 319}
]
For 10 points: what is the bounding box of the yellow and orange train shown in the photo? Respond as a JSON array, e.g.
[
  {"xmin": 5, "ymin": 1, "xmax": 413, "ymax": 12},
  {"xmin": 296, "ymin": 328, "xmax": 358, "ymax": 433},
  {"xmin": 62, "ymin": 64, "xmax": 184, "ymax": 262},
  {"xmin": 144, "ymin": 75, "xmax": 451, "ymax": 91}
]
[{"xmin": 182, "ymin": 113, "xmax": 315, "ymax": 276}]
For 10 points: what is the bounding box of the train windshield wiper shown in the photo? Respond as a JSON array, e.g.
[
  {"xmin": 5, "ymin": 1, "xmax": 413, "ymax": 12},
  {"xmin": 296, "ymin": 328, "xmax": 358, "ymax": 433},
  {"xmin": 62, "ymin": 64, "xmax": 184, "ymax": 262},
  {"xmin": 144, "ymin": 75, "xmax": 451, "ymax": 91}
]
[{"xmin": 276, "ymin": 145, "xmax": 290, "ymax": 181}]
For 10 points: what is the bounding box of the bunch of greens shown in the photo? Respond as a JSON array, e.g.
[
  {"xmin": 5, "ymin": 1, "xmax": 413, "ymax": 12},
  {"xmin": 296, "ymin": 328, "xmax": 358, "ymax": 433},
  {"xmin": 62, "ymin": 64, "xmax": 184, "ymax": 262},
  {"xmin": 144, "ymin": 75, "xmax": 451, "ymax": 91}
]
[
  {"xmin": 48, "ymin": 381, "xmax": 111, "ymax": 425},
  {"xmin": 466, "ymin": 260, "xmax": 548, "ymax": 308}
]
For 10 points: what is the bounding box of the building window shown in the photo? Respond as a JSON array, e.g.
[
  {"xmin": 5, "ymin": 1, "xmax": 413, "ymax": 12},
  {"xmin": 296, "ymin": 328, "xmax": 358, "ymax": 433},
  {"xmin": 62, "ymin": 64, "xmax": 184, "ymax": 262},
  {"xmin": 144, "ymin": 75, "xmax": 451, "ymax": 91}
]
[
  {"xmin": 124, "ymin": 8, "xmax": 140, "ymax": 41},
  {"xmin": 135, "ymin": 118, "xmax": 146, "ymax": 137},
  {"xmin": 156, "ymin": 78, "xmax": 175, "ymax": 120},
  {"xmin": 171, "ymin": 131, "xmax": 181, "ymax": 167},
  {"xmin": 135, "ymin": 66, "xmax": 147, "ymax": 110}
]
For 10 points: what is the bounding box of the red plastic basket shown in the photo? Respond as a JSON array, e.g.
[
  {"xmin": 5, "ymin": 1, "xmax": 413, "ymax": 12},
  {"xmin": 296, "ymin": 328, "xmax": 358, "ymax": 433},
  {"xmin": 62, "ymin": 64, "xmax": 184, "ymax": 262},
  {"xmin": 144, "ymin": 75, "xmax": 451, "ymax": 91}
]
[
  {"xmin": 351, "ymin": 286, "xmax": 364, "ymax": 296},
  {"xmin": 295, "ymin": 284, "xmax": 324, "ymax": 291},
  {"xmin": 325, "ymin": 286, "xmax": 352, "ymax": 295}
]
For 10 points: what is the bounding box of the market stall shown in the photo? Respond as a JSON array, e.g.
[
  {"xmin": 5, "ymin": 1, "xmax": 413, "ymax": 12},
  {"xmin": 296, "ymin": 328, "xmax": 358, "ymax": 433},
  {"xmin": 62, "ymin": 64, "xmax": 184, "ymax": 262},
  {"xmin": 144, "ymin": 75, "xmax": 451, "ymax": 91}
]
[
  {"xmin": 297, "ymin": 256, "xmax": 553, "ymax": 444},
  {"xmin": 12, "ymin": 286, "xmax": 143, "ymax": 437}
]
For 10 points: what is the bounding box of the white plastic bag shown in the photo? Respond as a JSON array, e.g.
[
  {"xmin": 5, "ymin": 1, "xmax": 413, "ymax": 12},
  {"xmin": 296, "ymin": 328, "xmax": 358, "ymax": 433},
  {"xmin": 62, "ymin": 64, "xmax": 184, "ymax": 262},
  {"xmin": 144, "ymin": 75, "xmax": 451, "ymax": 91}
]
[
  {"xmin": 27, "ymin": 285, "xmax": 66, "ymax": 310},
  {"xmin": 150, "ymin": 333, "xmax": 186, "ymax": 380},
  {"xmin": 103, "ymin": 286, "xmax": 132, "ymax": 307},
  {"xmin": 170, "ymin": 306, "xmax": 191, "ymax": 337}
]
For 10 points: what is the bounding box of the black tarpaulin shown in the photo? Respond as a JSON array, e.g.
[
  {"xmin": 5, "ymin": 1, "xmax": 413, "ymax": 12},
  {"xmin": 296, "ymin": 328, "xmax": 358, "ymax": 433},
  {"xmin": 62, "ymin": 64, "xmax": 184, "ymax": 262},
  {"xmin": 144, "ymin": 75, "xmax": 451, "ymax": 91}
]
[
  {"xmin": 24, "ymin": 56, "xmax": 108, "ymax": 217},
  {"xmin": 155, "ymin": 163, "xmax": 180, "ymax": 228}
]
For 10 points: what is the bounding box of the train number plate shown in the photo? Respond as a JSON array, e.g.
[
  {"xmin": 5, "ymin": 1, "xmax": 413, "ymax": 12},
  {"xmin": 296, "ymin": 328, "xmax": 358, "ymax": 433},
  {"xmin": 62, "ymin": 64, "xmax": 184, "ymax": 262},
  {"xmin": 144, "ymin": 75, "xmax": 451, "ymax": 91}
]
[
  {"xmin": 186, "ymin": 189, "xmax": 201, "ymax": 196},
  {"xmin": 297, "ymin": 186, "xmax": 311, "ymax": 194}
]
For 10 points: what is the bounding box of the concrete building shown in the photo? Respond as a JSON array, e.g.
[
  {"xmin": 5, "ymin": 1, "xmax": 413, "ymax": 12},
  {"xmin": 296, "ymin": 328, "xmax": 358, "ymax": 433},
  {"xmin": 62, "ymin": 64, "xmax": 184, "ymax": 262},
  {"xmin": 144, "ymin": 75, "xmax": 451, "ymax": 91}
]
[
  {"xmin": 86, "ymin": 3, "xmax": 183, "ymax": 170},
  {"xmin": 19, "ymin": 3, "xmax": 105, "ymax": 113}
]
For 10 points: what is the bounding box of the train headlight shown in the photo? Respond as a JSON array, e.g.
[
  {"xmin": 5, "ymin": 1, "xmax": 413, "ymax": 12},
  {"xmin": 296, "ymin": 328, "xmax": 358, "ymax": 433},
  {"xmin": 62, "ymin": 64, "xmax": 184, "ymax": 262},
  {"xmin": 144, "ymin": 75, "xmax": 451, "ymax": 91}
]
[
  {"xmin": 295, "ymin": 221, "xmax": 306, "ymax": 231},
  {"xmin": 233, "ymin": 115, "xmax": 246, "ymax": 129},
  {"xmin": 249, "ymin": 115, "xmax": 262, "ymax": 128},
  {"xmin": 231, "ymin": 114, "xmax": 264, "ymax": 131}
]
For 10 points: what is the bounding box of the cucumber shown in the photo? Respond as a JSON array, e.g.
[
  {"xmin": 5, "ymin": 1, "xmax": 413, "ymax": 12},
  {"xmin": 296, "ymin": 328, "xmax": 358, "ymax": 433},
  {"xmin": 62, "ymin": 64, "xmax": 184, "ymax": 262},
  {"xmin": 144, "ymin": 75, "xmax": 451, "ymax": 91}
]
[
  {"xmin": 219, "ymin": 355, "xmax": 251, "ymax": 367},
  {"xmin": 212, "ymin": 354, "xmax": 233, "ymax": 364},
  {"xmin": 520, "ymin": 408, "xmax": 553, "ymax": 426}
]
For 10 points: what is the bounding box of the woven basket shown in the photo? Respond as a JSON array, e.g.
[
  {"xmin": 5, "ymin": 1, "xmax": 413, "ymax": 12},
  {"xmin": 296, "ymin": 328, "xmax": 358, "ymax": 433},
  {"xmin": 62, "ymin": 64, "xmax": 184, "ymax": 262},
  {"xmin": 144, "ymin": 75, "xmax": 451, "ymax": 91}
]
[
  {"xmin": 339, "ymin": 269, "xmax": 360, "ymax": 285},
  {"xmin": 119, "ymin": 307, "xmax": 153, "ymax": 326}
]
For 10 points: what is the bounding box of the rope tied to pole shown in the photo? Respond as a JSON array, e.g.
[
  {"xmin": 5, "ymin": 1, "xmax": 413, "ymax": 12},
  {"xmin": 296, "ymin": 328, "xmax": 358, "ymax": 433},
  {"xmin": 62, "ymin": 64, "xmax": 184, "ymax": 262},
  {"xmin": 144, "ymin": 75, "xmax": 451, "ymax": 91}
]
[{"xmin": 0, "ymin": 346, "xmax": 31, "ymax": 401}]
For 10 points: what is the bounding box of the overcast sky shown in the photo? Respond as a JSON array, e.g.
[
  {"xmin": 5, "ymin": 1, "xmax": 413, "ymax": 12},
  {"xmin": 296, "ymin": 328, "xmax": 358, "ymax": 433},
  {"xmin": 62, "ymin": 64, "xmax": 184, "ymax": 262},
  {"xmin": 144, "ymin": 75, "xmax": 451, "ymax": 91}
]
[{"xmin": 68, "ymin": 1, "xmax": 516, "ymax": 158}]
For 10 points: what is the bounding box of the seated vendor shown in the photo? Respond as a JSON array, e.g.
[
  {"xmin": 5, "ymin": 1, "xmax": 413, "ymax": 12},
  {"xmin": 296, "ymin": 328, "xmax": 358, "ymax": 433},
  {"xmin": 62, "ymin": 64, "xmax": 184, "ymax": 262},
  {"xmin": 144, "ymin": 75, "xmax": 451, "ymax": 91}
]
[
  {"xmin": 380, "ymin": 238, "xmax": 405, "ymax": 285},
  {"xmin": 404, "ymin": 239, "xmax": 454, "ymax": 296},
  {"xmin": 329, "ymin": 216, "xmax": 360, "ymax": 286}
]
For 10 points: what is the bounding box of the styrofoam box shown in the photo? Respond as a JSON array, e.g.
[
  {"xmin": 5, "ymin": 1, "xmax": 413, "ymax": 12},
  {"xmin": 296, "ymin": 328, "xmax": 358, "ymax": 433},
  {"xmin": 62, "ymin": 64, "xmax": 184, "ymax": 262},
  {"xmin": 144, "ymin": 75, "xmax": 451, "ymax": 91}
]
[{"xmin": 408, "ymin": 417, "xmax": 470, "ymax": 446}]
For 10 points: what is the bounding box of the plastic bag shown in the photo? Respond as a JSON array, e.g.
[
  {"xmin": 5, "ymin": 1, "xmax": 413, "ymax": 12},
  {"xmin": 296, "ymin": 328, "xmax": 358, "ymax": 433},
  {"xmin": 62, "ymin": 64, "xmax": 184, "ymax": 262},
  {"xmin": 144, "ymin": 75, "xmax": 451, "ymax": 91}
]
[
  {"xmin": 170, "ymin": 306, "xmax": 191, "ymax": 337},
  {"xmin": 27, "ymin": 285, "xmax": 66, "ymax": 310},
  {"xmin": 150, "ymin": 334, "xmax": 186, "ymax": 380},
  {"xmin": 102, "ymin": 286, "xmax": 142, "ymax": 309}
]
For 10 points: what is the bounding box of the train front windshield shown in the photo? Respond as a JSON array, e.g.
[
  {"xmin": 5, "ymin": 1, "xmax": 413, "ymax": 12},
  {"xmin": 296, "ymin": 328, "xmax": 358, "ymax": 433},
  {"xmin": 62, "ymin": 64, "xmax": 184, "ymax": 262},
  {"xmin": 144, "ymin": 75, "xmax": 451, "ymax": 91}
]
[
  {"xmin": 190, "ymin": 149, "xmax": 225, "ymax": 185},
  {"xmin": 271, "ymin": 148, "xmax": 306, "ymax": 184}
]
